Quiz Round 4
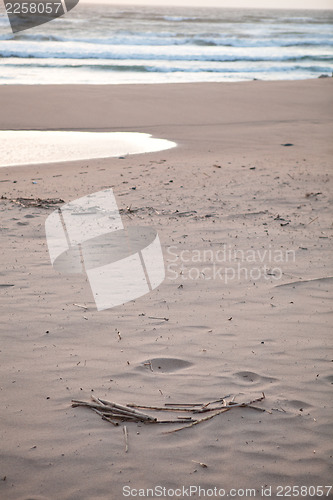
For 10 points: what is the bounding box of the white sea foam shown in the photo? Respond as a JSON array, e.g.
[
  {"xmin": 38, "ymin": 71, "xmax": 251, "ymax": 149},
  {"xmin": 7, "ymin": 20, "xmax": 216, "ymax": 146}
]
[{"xmin": 0, "ymin": 131, "xmax": 176, "ymax": 168}]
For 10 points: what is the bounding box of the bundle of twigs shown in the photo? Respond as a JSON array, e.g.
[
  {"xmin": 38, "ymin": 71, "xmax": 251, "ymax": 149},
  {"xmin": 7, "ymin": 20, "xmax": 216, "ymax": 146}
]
[
  {"xmin": 2, "ymin": 196, "xmax": 64, "ymax": 208},
  {"xmin": 72, "ymin": 393, "xmax": 266, "ymax": 434}
]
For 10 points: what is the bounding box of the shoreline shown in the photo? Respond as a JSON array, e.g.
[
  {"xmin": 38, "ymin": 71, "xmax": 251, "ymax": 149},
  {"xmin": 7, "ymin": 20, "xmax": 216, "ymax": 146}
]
[
  {"xmin": 0, "ymin": 75, "xmax": 331, "ymax": 86},
  {"xmin": 0, "ymin": 130, "xmax": 177, "ymax": 168},
  {"xmin": 1, "ymin": 79, "xmax": 332, "ymax": 499}
]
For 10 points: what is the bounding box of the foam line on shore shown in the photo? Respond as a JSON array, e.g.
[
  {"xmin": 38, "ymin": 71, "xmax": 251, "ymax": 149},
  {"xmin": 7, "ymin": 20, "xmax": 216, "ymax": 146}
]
[{"xmin": 0, "ymin": 130, "xmax": 177, "ymax": 168}]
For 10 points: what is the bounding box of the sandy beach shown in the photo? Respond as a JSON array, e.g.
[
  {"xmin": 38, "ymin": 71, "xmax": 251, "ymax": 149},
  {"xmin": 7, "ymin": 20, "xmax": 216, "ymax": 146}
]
[{"xmin": 0, "ymin": 79, "xmax": 332, "ymax": 499}]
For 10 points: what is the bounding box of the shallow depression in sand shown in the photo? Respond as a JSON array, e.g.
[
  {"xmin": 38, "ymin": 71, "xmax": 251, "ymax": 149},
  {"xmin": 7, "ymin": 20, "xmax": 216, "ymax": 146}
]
[
  {"xmin": 137, "ymin": 358, "xmax": 193, "ymax": 373},
  {"xmin": 0, "ymin": 130, "xmax": 177, "ymax": 168}
]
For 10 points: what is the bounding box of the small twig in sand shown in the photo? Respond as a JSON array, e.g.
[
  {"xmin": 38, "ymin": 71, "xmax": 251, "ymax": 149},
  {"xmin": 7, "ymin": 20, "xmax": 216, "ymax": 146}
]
[
  {"xmin": 72, "ymin": 399, "xmax": 155, "ymax": 422},
  {"xmin": 192, "ymin": 460, "xmax": 208, "ymax": 468},
  {"xmin": 246, "ymin": 405, "xmax": 269, "ymax": 413},
  {"xmin": 102, "ymin": 413, "xmax": 139, "ymax": 422},
  {"xmin": 163, "ymin": 408, "xmax": 231, "ymax": 434},
  {"xmin": 307, "ymin": 216, "xmax": 319, "ymax": 226},
  {"xmin": 152, "ymin": 419, "xmax": 197, "ymax": 424},
  {"xmin": 148, "ymin": 316, "xmax": 169, "ymax": 321},
  {"xmin": 228, "ymin": 393, "xmax": 265, "ymax": 407},
  {"xmin": 128, "ymin": 404, "xmax": 199, "ymax": 413},
  {"xmin": 123, "ymin": 426, "xmax": 128, "ymax": 453},
  {"xmin": 92, "ymin": 408, "xmax": 119, "ymax": 426},
  {"xmin": 143, "ymin": 361, "xmax": 153, "ymax": 372},
  {"xmin": 200, "ymin": 397, "xmax": 228, "ymax": 409},
  {"xmin": 98, "ymin": 398, "xmax": 156, "ymax": 422},
  {"xmin": 91, "ymin": 395, "xmax": 105, "ymax": 405},
  {"xmin": 73, "ymin": 303, "xmax": 88, "ymax": 310},
  {"xmin": 165, "ymin": 402, "xmax": 204, "ymax": 407},
  {"xmin": 272, "ymin": 407, "xmax": 287, "ymax": 413}
]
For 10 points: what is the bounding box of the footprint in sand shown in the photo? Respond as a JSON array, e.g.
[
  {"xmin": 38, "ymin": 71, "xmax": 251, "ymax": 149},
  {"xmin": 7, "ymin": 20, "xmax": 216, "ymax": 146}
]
[
  {"xmin": 235, "ymin": 371, "xmax": 277, "ymax": 384},
  {"xmin": 323, "ymin": 374, "xmax": 333, "ymax": 385},
  {"xmin": 137, "ymin": 358, "xmax": 193, "ymax": 373}
]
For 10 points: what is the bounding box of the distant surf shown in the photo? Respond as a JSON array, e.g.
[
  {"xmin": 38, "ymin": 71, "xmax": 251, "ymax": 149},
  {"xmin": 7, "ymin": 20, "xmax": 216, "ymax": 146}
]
[{"xmin": 0, "ymin": 5, "xmax": 332, "ymax": 84}]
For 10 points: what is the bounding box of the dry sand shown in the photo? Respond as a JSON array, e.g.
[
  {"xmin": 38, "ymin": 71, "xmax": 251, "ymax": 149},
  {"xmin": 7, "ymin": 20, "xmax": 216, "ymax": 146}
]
[{"xmin": 0, "ymin": 80, "xmax": 332, "ymax": 499}]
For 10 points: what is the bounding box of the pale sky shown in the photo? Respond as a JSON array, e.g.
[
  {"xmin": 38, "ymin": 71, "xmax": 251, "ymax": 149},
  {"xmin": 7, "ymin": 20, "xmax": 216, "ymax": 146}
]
[{"xmin": 81, "ymin": 0, "xmax": 333, "ymax": 9}]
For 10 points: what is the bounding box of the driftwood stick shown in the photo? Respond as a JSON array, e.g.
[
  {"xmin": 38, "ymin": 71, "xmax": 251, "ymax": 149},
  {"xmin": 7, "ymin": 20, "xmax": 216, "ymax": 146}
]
[
  {"xmin": 72, "ymin": 401, "xmax": 108, "ymax": 410},
  {"xmin": 128, "ymin": 404, "xmax": 198, "ymax": 413},
  {"xmin": 128, "ymin": 403, "xmax": 226, "ymax": 413},
  {"xmin": 201, "ymin": 397, "xmax": 229, "ymax": 408},
  {"xmin": 123, "ymin": 426, "xmax": 128, "ymax": 453},
  {"xmin": 72, "ymin": 400, "xmax": 122, "ymax": 414},
  {"xmin": 163, "ymin": 408, "xmax": 231, "ymax": 434},
  {"xmin": 92, "ymin": 408, "xmax": 119, "ymax": 426},
  {"xmin": 165, "ymin": 403, "xmax": 204, "ymax": 407},
  {"xmin": 92, "ymin": 395, "xmax": 106, "ymax": 406},
  {"xmin": 150, "ymin": 419, "xmax": 197, "ymax": 424},
  {"xmin": 73, "ymin": 400, "xmax": 152, "ymax": 421},
  {"xmin": 192, "ymin": 460, "xmax": 208, "ymax": 468},
  {"xmin": 193, "ymin": 406, "xmax": 226, "ymax": 414},
  {"xmin": 246, "ymin": 406, "xmax": 270, "ymax": 413},
  {"xmin": 228, "ymin": 393, "xmax": 265, "ymax": 407},
  {"xmin": 148, "ymin": 316, "xmax": 169, "ymax": 321},
  {"xmin": 143, "ymin": 361, "xmax": 153, "ymax": 372},
  {"xmin": 73, "ymin": 303, "xmax": 88, "ymax": 310},
  {"xmin": 73, "ymin": 400, "xmax": 154, "ymax": 422},
  {"xmin": 100, "ymin": 412, "xmax": 139, "ymax": 422},
  {"xmin": 102, "ymin": 407, "xmax": 148, "ymax": 420},
  {"xmin": 98, "ymin": 398, "xmax": 156, "ymax": 422}
]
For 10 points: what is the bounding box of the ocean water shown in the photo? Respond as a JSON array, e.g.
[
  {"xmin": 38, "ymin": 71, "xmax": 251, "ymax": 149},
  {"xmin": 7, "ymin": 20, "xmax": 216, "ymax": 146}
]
[{"xmin": 0, "ymin": 4, "xmax": 332, "ymax": 84}]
